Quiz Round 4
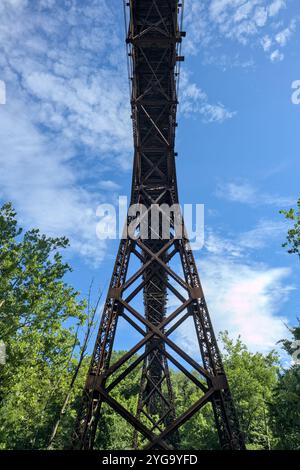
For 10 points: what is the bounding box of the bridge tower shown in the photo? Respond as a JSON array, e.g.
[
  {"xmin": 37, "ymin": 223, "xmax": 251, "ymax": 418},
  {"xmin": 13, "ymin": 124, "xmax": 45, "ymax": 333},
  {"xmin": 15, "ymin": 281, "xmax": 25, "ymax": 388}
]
[{"xmin": 73, "ymin": 0, "xmax": 245, "ymax": 450}]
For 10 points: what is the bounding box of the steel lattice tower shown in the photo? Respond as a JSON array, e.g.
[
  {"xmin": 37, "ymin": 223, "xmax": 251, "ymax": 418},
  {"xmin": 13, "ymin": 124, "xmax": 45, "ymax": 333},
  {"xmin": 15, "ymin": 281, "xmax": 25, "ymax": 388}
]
[{"xmin": 73, "ymin": 0, "xmax": 245, "ymax": 450}]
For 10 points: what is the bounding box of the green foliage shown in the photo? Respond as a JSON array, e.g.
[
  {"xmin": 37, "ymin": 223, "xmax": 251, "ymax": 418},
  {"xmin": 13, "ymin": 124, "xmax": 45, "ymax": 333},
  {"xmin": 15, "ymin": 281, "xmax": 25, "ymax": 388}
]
[
  {"xmin": 280, "ymin": 198, "xmax": 300, "ymax": 258},
  {"xmin": 94, "ymin": 351, "xmax": 141, "ymax": 450},
  {"xmin": 272, "ymin": 198, "xmax": 300, "ymax": 449},
  {"xmin": 270, "ymin": 322, "xmax": 300, "ymax": 449},
  {"xmin": 0, "ymin": 203, "xmax": 87, "ymax": 449},
  {"xmin": 174, "ymin": 372, "xmax": 218, "ymax": 450},
  {"xmin": 1, "ymin": 202, "xmax": 299, "ymax": 450},
  {"xmin": 221, "ymin": 332, "xmax": 279, "ymax": 449},
  {"xmin": 91, "ymin": 336, "xmax": 280, "ymax": 450}
]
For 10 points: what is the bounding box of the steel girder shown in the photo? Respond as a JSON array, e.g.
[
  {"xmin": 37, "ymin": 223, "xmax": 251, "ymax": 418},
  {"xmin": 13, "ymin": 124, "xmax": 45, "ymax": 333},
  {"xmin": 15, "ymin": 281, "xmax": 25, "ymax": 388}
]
[{"xmin": 72, "ymin": 0, "xmax": 245, "ymax": 450}]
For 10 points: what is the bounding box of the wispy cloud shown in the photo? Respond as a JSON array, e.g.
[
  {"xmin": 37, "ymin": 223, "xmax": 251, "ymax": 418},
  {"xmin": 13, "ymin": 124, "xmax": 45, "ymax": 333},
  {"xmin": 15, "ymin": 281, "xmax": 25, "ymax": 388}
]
[
  {"xmin": 205, "ymin": 218, "xmax": 287, "ymax": 256},
  {"xmin": 261, "ymin": 34, "xmax": 273, "ymax": 51},
  {"xmin": 98, "ymin": 180, "xmax": 121, "ymax": 191},
  {"xmin": 205, "ymin": 230, "xmax": 243, "ymax": 257},
  {"xmin": 0, "ymin": 0, "xmax": 132, "ymax": 164},
  {"xmin": 275, "ymin": 19, "xmax": 297, "ymax": 47},
  {"xmin": 0, "ymin": 98, "xmax": 107, "ymax": 264},
  {"xmin": 270, "ymin": 49, "xmax": 284, "ymax": 62},
  {"xmin": 0, "ymin": 0, "xmax": 131, "ymax": 263},
  {"xmin": 237, "ymin": 219, "xmax": 287, "ymax": 249},
  {"xmin": 202, "ymin": 53, "xmax": 255, "ymax": 71},
  {"xmin": 183, "ymin": 0, "xmax": 297, "ymax": 64},
  {"xmin": 175, "ymin": 258, "xmax": 291, "ymax": 356},
  {"xmin": 170, "ymin": 215, "xmax": 294, "ymax": 356},
  {"xmin": 216, "ymin": 181, "xmax": 295, "ymax": 207},
  {"xmin": 262, "ymin": 18, "xmax": 297, "ymax": 61},
  {"xmin": 180, "ymin": 71, "xmax": 236, "ymax": 123}
]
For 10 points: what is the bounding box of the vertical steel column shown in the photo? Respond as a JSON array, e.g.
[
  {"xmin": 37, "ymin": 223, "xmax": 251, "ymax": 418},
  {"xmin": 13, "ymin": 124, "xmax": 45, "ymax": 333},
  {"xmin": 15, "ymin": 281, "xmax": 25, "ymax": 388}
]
[{"xmin": 72, "ymin": 0, "xmax": 245, "ymax": 450}]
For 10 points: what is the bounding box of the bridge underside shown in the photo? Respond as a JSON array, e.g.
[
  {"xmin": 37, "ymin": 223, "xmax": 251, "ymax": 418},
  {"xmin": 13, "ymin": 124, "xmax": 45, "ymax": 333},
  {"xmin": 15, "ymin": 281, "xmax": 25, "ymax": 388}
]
[{"xmin": 72, "ymin": 0, "xmax": 245, "ymax": 450}]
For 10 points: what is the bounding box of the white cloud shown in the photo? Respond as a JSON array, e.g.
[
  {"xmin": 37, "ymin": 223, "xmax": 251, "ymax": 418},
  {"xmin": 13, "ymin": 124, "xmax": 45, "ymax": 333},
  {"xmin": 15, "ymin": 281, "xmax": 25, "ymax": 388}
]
[
  {"xmin": 261, "ymin": 34, "xmax": 272, "ymax": 51},
  {"xmin": 268, "ymin": 0, "xmax": 286, "ymax": 17},
  {"xmin": 275, "ymin": 19, "xmax": 297, "ymax": 46},
  {"xmin": 205, "ymin": 218, "xmax": 287, "ymax": 257},
  {"xmin": 174, "ymin": 254, "xmax": 292, "ymax": 355},
  {"xmin": 0, "ymin": 0, "xmax": 132, "ymax": 264},
  {"xmin": 0, "ymin": 0, "xmax": 132, "ymax": 164},
  {"xmin": 216, "ymin": 181, "xmax": 295, "ymax": 206},
  {"xmin": 98, "ymin": 180, "xmax": 121, "ymax": 191},
  {"xmin": 202, "ymin": 53, "xmax": 255, "ymax": 70},
  {"xmin": 183, "ymin": 2, "xmax": 211, "ymax": 55},
  {"xmin": 0, "ymin": 99, "xmax": 107, "ymax": 264},
  {"xmin": 205, "ymin": 230, "xmax": 243, "ymax": 257},
  {"xmin": 0, "ymin": 80, "xmax": 6, "ymax": 104},
  {"xmin": 254, "ymin": 6, "xmax": 268, "ymax": 27},
  {"xmin": 217, "ymin": 181, "xmax": 257, "ymax": 203},
  {"xmin": 180, "ymin": 71, "xmax": 236, "ymax": 123},
  {"xmin": 200, "ymin": 256, "xmax": 291, "ymax": 352},
  {"xmin": 237, "ymin": 219, "xmax": 287, "ymax": 249},
  {"xmin": 21, "ymin": 69, "xmax": 131, "ymax": 160},
  {"xmin": 169, "ymin": 213, "xmax": 294, "ymax": 356},
  {"xmin": 183, "ymin": 0, "xmax": 295, "ymax": 64},
  {"xmin": 263, "ymin": 18, "xmax": 297, "ymax": 62},
  {"xmin": 270, "ymin": 49, "xmax": 284, "ymax": 61},
  {"xmin": 208, "ymin": 0, "xmax": 287, "ymax": 43},
  {"xmin": 0, "ymin": 0, "xmax": 28, "ymax": 9}
]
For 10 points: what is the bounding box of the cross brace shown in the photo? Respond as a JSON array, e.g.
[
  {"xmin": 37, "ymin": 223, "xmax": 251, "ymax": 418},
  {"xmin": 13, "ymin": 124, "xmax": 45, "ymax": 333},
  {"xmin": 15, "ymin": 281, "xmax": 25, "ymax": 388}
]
[{"xmin": 72, "ymin": 0, "xmax": 245, "ymax": 450}]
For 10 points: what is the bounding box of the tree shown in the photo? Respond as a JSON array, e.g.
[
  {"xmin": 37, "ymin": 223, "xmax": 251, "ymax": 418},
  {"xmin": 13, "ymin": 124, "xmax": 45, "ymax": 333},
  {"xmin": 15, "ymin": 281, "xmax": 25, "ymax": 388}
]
[
  {"xmin": 220, "ymin": 332, "xmax": 279, "ymax": 450},
  {"xmin": 270, "ymin": 323, "xmax": 300, "ymax": 449},
  {"xmin": 271, "ymin": 198, "xmax": 300, "ymax": 449},
  {"xmin": 87, "ymin": 335, "xmax": 280, "ymax": 450},
  {"xmin": 47, "ymin": 283, "xmax": 101, "ymax": 449},
  {"xmin": 280, "ymin": 198, "xmax": 300, "ymax": 258},
  {"xmin": 94, "ymin": 351, "xmax": 142, "ymax": 450},
  {"xmin": 174, "ymin": 370, "xmax": 218, "ymax": 450},
  {"xmin": 1, "ymin": 201, "xmax": 295, "ymax": 449},
  {"xmin": 0, "ymin": 203, "xmax": 87, "ymax": 449}
]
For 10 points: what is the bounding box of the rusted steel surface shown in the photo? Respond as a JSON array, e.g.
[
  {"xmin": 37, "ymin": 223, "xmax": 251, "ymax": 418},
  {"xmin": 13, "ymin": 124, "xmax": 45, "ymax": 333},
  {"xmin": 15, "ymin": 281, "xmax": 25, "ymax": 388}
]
[{"xmin": 72, "ymin": 0, "xmax": 245, "ymax": 450}]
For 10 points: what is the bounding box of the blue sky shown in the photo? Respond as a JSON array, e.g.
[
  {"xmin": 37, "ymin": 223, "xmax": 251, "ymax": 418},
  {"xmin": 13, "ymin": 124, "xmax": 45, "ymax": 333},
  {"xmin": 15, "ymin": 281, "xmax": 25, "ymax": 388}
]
[{"xmin": 0, "ymin": 0, "xmax": 300, "ymax": 359}]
